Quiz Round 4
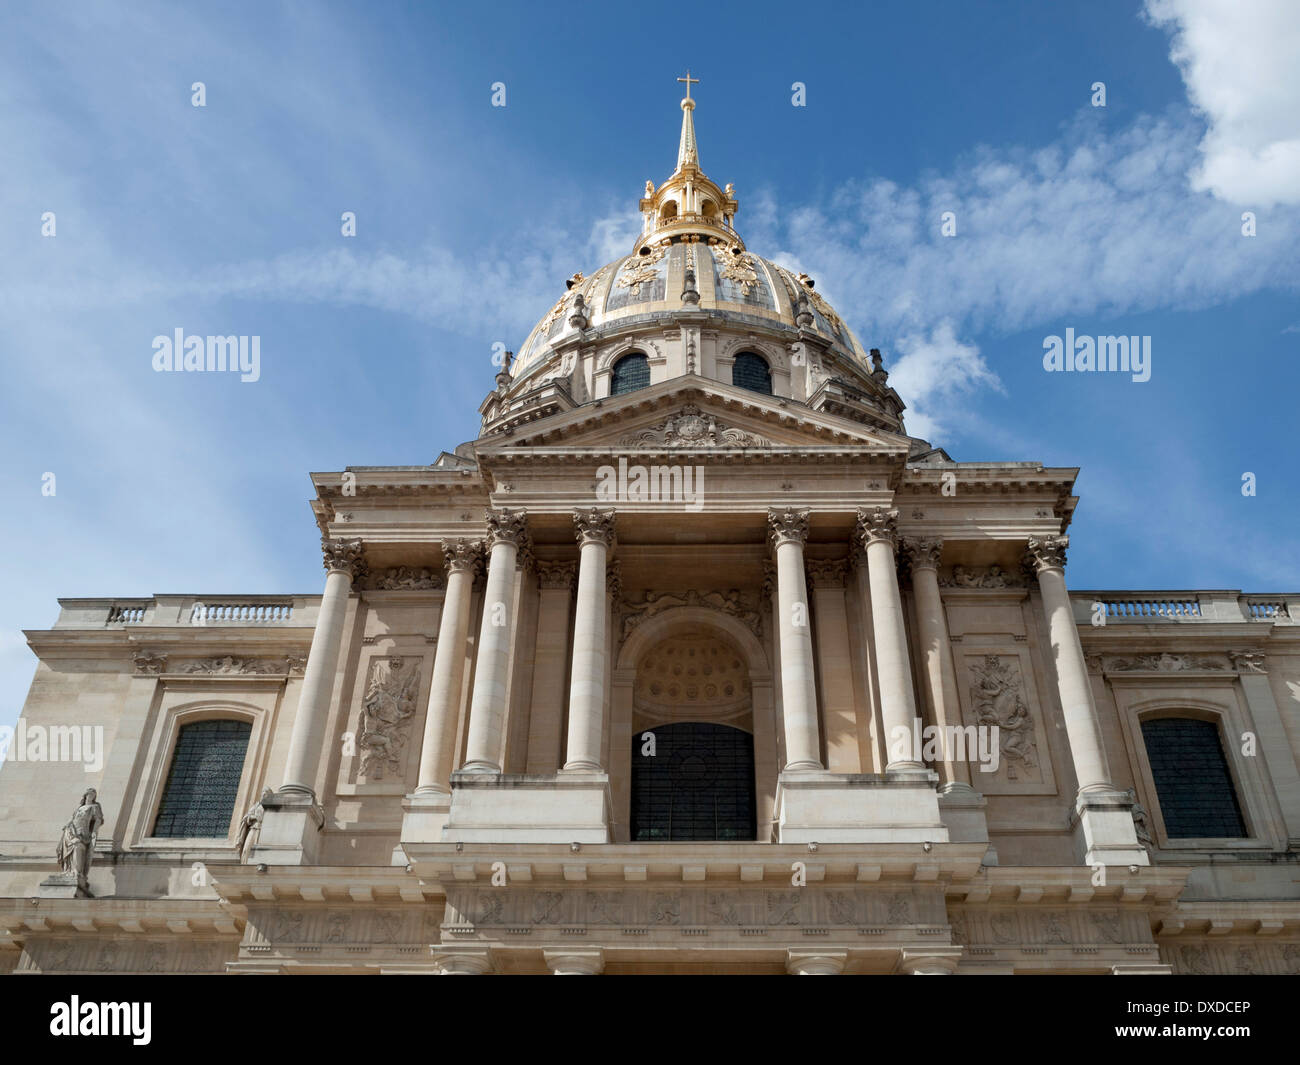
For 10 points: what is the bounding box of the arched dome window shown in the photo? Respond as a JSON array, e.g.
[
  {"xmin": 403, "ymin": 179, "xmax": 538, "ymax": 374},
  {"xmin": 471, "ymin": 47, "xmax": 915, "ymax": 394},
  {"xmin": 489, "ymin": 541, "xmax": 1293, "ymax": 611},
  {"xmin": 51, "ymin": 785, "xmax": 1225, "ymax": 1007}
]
[
  {"xmin": 611, "ymin": 352, "xmax": 651, "ymax": 396},
  {"xmin": 732, "ymin": 352, "xmax": 772, "ymax": 395},
  {"xmin": 659, "ymin": 201, "xmax": 678, "ymax": 223}
]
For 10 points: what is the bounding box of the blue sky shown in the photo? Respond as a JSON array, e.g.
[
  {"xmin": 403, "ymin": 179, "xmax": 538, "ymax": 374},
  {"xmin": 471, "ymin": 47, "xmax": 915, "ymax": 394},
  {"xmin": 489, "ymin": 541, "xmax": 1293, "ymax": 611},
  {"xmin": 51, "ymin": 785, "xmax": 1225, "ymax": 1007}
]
[{"xmin": 1, "ymin": 0, "xmax": 1297, "ymax": 731}]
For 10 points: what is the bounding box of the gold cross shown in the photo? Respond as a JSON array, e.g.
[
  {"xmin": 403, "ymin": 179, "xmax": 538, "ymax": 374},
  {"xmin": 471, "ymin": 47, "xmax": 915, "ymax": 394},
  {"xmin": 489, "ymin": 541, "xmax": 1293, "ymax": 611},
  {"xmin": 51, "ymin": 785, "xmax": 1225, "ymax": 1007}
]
[{"xmin": 677, "ymin": 70, "xmax": 699, "ymax": 101}]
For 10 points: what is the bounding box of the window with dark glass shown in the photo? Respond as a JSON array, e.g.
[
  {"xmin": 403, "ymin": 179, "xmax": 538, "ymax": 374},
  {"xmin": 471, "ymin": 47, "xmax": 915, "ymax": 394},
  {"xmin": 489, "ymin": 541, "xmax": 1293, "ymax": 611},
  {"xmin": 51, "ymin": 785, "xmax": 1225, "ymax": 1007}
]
[
  {"xmin": 611, "ymin": 353, "xmax": 650, "ymax": 396},
  {"xmin": 732, "ymin": 352, "xmax": 772, "ymax": 394},
  {"xmin": 152, "ymin": 719, "xmax": 252, "ymax": 838},
  {"xmin": 1141, "ymin": 717, "xmax": 1246, "ymax": 838},
  {"xmin": 631, "ymin": 722, "xmax": 756, "ymax": 841}
]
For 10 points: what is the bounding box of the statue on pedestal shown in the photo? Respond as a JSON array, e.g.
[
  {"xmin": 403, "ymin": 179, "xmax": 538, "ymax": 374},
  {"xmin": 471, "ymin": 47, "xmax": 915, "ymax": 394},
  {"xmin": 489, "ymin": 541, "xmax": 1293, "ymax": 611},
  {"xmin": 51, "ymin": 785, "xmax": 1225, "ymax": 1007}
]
[{"xmin": 55, "ymin": 788, "xmax": 104, "ymax": 882}]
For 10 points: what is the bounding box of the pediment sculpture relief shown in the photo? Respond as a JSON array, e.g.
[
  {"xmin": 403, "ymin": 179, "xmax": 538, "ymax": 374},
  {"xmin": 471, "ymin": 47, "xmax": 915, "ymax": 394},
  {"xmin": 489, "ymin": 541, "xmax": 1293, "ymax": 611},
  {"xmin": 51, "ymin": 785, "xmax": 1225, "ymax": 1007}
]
[{"xmin": 618, "ymin": 404, "xmax": 771, "ymax": 449}]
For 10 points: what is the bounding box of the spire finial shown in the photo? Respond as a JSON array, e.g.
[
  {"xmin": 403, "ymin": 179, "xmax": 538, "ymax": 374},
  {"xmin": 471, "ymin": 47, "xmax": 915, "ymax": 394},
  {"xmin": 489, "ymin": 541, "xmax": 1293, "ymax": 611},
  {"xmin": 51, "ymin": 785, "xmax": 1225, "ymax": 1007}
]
[
  {"xmin": 677, "ymin": 69, "xmax": 699, "ymax": 103},
  {"xmin": 675, "ymin": 71, "xmax": 700, "ymax": 170}
]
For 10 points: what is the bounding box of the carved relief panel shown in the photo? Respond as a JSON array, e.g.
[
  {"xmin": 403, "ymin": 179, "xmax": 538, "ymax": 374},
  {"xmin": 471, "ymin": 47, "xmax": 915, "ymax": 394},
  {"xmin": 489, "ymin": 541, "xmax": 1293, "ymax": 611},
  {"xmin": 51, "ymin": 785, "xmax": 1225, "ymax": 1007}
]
[{"xmin": 953, "ymin": 651, "xmax": 1057, "ymax": 795}]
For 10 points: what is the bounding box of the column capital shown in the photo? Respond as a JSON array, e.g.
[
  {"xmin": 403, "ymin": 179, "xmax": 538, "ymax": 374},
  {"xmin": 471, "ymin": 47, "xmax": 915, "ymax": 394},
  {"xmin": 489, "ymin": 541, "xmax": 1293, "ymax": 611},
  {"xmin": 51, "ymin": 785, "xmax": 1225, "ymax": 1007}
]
[
  {"xmin": 433, "ymin": 949, "xmax": 493, "ymax": 975},
  {"xmin": 761, "ymin": 558, "xmax": 777, "ymax": 600},
  {"xmin": 321, "ymin": 537, "xmax": 366, "ymax": 580},
  {"xmin": 1024, "ymin": 534, "xmax": 1069, "ymax": 574},
  {"xmin": 544, "ymin": 949, "xmax": 604, "ymax": 975},
  {"xmin": 805, "ymin": 557, "xmax": 848, "ymax": 588},
  {"xmin": 441, "ymin": 538, "xmax": 483, "ymax": 576},
  {"xmin": 606, "ymin": 558, "xmax": 623, "ymax": 603},
  {"xmin": 902, "ymin": 536, "xmax": 944, "ymax": 571},
  {"xmin": 573, "ymin": 506, "xmax": 617, "ymax": 548},
  {"xmin": 485, "ymin": 507, "xmax": 529, "ymax": 549},
  {"xmin": 899, "ymin": 947, "xmax": 962, "ymax": 975},
  {"xmin": 786, "ymin": 950, "xmax": 847, "ymax": 975},
  {"xmin": 768, "ymin": 506, "xmax": 810, "ymax": 547},
  {"xmin": 536, "ymin": 559, "xmax": 577, "ymax": 591},
  {"xmin": 855, "ymin": 506, "xmax": 899, "ymax": 549}
]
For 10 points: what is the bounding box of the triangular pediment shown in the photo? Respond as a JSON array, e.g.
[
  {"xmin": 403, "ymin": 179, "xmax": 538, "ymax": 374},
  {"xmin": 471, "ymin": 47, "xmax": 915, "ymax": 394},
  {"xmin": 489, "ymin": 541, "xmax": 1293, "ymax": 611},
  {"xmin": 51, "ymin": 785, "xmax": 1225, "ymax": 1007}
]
[{"xmin": 475, "ymin": 378, "xmax": 912, "ymax": 457}]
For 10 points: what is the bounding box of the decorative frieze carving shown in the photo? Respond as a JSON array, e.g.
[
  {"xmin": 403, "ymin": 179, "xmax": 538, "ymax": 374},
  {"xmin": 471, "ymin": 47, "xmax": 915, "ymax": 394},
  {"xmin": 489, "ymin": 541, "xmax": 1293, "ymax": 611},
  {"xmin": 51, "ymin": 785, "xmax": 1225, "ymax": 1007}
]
[
  {"xmin": 620, "ymin": 589, "xmax": 763, "ymax": 639},
  {"xmin": 939, "ymin": 564, "xmax": 1025, "ymax": 588},
  {"xmin": 618, "ymin": 404, "xmax": 771, "ymax": 449},
  {"xmin": 768, "ymin": 506, "xmax": 810, "ymax": 547},
  {"xmin": 855, "ymin": 506, "xmax": 899, "ymax": 549},
  {"xmin": 358, "ymin": 657, "xmax": 421, "ymax": 781},
  {"xmin": 132, "ymin": 651, "xmax": 168, "ymax": 675},
  {"xmin": 573, "ymin": 507, "xmax": 617, "ymax": 548},
  {"xmin": 176, "ymin": 655, "xmax": 308, "ymax": 676},
  {"xmin": 443, "ymin": 886, "xmax": 946, "ymax": 932},
  {"xmin": 536, "ymin": 560, "xmax": 577, "ymax": 591},
  {"xmin": 969, "ymin": 655, "xmax": 1039, "ymax": 780},
  {"xmin": 322, "ymin": 537, "xmax": 366, "ymax": 579},
  {"xmin": 1229, "ymin": 650, "xmax": 1267, "ymax": 674},
  {"xmin": 370, "ymin": 566, "xmax": 444, "ymax": 591},
  {"xmin": 1024, "ymin": 535, "xmax": 1069, "ymax": 573},
  {"xmin": 1107, "ymin": 653, "xmax": 1228, "ymax": 673}
]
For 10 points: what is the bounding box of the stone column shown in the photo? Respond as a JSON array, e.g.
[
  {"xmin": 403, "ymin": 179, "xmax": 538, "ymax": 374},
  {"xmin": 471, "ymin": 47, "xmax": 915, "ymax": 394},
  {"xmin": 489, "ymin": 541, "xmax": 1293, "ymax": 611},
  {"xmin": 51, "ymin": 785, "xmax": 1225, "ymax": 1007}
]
[
  {"xmin": 282, "ymin": 537, "xmax": 365, "ymax": 795},
  {"xmin": 461, "ymin": 509, "xmax": 529, "ymax": 774},
  {"xmin": 902, "ymin": 538, "xmax": 970, "ymax": 789},
  {"xmin": 768, "ymin": 508, "xmax": 821, "ymax": 771},
  {"xmin": 564, "ymin": 508, "xmax": 616, "ymax": 772},
  {"xmin": 1025, "ymin": 536, "xmax": 1146, "ymax": 866},
  {"xmin": 1025, "ymin": 536, "xmax": 1111, "ymax": 794},
  {"xmin": 525, "ymin": 561, "xmax": 577, "ymax": 773},
  {"xmin": 856, "ymin": 508, "xmax": 922, "ymax": 772},
  {"xmin": 413, "ymin": 540, "xmax": 482, "ymax": 794}
]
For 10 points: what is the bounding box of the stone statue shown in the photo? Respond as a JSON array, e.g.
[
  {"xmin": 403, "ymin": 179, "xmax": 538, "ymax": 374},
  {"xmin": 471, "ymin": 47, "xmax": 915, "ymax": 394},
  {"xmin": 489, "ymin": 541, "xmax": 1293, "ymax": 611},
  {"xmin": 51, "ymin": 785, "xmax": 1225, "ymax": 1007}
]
[
  {"xmin": 1125, "ymin": 788, "xmax": 1155, "ymax": 851},
  {"xmin": 235, "ymin": 787, "xmax": 274, "ymax": 859},
  {"xmin": 645, "ymin": 180, "xmax": 655, "ymax": 196},
  {"xmin": 951, "ymin": 565, "xmax": 982, "ymax": 588},
  {"xmin": 55, "ymin": 788, "xmax": 104, "ymax": 882}
]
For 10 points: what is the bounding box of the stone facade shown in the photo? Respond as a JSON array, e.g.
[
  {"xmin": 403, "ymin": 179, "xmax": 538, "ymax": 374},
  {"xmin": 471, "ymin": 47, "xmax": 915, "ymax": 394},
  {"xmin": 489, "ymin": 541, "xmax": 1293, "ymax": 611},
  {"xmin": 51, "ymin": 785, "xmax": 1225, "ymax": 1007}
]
[{"xmin": 1, "ymin": 87, "xmax": 1297, "ymax": 976}]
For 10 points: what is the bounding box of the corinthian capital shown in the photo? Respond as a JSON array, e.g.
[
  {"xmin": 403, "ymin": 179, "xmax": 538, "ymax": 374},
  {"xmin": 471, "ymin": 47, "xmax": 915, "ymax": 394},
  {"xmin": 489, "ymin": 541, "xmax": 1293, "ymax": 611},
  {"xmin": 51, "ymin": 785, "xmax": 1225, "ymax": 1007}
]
[
  {"xmin": 441, "ymin": 538, "xmax": 483, "ymax": 576},
  {"xmin": 855, "ymin": 506, "xmax": 899, "ymax": 549},
  {"xmin": 573, "ymin": 507, "xmax": 617, "ymax": 548},
  {"xmin": 1024, "ymin": 535, "xmax": 1069, "ymax": 574},
  {"xmin": 484, "ymin": 507, "xmax": 529, "ymax": 549},
  {"xmin": 767, "ymin": 507, "xmax": 810, "ymax": 547},
  {"xmin": 322, "ymin": 537, "xmax": 366, "ymax": 579},
  {"xmin": 535, "ymin": 560, "xmax": 577, "ymax": 590},
  {"xmin": 902, "ymin": 537, "xmax": 943, "ymax": 571},
  {"xmin": 805, "ymin": 558, "xmax": 848, "ymax": 588}
]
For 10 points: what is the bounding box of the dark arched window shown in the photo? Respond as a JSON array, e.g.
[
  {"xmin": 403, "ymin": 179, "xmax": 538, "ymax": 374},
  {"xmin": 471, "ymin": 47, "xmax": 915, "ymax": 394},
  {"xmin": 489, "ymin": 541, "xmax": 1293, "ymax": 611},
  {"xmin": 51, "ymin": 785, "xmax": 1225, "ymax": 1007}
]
[
  {"xmin": 611, "ymin": 352, "xmax": 650, "ymax": 396},
  {"xmin": 631, "ymin": 722, "xmax": 756, "ymax": 841},
  {"xmin": 1141, "ymin": 717, "xmax": 1246, "ymax": 838},
  {"xmin": 732, "ymin": 352, "xmax": 772, "ymax": 394},
  {"xmin": 152, "ymin": 719, "xmax": 252, "ymax": 838}
]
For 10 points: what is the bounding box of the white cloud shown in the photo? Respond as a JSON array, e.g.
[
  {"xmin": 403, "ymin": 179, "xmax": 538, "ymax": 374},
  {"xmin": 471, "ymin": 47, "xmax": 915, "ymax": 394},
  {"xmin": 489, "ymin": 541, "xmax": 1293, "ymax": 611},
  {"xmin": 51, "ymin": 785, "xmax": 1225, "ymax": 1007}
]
[
  {"xmin": 1145, "ymin": 0, "xmax": 1300, "ymax": 206},
  {"xmin": 888, "ymin": 322, "xmax": 1001, "ymax": 441}
]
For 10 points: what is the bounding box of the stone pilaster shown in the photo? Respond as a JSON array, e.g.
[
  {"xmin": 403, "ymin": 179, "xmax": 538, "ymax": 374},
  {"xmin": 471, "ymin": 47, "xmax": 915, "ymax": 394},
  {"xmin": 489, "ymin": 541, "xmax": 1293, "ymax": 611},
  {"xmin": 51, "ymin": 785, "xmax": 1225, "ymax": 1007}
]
[
  {"xmin": 806, "ymin": 558, "xmax": 861, "ymax": 773},
  {"xmin": 525, "ymin": 561, "xmax": 577, "ymax": 773}
]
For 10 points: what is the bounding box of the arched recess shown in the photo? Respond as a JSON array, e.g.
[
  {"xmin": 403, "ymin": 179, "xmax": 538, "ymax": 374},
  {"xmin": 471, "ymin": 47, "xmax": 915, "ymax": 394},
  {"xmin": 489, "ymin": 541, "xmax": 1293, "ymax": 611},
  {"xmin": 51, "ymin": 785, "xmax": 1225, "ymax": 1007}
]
[{"xmin": 610, "ymin": 606, "xmax": 777, "ymax": 842}]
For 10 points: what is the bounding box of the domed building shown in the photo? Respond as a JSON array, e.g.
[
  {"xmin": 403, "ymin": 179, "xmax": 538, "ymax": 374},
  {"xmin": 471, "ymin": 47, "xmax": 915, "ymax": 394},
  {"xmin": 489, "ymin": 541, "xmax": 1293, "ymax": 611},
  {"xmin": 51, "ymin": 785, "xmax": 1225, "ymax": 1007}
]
[{"xmin": 2, "ymin": 80, "xmax": 1298, "ymax": 977}]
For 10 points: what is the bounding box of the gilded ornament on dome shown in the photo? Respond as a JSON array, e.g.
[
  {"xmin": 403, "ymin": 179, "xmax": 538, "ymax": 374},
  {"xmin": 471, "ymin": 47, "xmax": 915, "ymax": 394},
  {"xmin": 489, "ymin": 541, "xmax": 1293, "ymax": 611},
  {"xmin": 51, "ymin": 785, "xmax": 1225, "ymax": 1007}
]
[
  {"xmin": 617, "ymin": 244, "xmax": 668, "ymax": 293},
  {"xmin": 718, "ymin": 247, "xmax": 759, "ymax": 296}
]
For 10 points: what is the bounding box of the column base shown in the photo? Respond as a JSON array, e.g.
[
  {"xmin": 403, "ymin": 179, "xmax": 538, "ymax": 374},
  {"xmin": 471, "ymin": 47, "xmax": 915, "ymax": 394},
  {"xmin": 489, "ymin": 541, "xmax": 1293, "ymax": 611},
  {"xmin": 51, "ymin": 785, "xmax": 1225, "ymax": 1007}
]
[
  {"xmin": 775, "ymin": 770, "xmax": 950, "ymax": 844},
  {"xmin": 1072, "ymin": 788, "xmax": 1150, "ymax": 867},
  {"xmin": 441, "ymin": 771, "xmax": 611, "ymax": 843},
  {"xmin": 393, "ymin": 790, "xmax": 453, "ymax": 865},
  {"xmin": 938, "ymin": 782, "xmax": 998, "ymax": 865},
  {"xmin": 249, "ymin": 789, "xmax": 326, "ymax": 866}
]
